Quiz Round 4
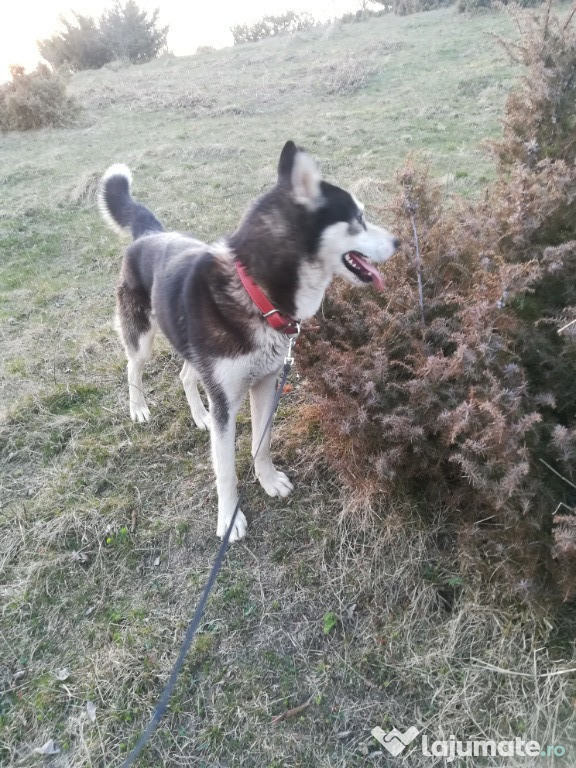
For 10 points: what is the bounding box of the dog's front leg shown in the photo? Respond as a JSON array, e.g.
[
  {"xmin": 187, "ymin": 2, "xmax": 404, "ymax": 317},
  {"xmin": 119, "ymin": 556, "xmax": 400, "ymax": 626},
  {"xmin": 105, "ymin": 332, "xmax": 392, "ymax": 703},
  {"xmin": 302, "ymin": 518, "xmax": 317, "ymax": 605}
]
[
  {"xmin": 209, "ymin": 394, "xmax": 247, "ymax": 542},
  {"xmin": 250, "ymin": 372, "xmax": 294, "ymax": 498}
]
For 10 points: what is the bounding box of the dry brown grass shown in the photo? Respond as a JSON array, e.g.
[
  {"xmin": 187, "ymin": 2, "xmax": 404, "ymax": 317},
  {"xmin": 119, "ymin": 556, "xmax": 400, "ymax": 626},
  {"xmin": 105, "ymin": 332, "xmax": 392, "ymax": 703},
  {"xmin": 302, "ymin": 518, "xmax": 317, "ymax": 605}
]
[{"xmin": 3, "ymin": 447, "xmax": 574, "ymax": 765}]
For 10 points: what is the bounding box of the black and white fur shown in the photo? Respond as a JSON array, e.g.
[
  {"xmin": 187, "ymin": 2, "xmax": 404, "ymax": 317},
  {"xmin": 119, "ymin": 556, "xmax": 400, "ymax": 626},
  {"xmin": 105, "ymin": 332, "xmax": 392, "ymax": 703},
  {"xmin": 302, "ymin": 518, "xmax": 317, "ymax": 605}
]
[{"xmin": 98, "ymin": 141, "xmax": 398, "ymax": 541}]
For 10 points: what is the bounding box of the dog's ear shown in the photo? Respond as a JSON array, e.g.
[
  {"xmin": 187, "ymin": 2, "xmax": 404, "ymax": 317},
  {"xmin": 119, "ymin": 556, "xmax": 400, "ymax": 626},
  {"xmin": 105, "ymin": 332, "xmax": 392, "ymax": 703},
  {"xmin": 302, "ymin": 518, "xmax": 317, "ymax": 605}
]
[
  {"xmin": 278, "ymin": 140, "xmax": 323, "ymax": 210},
  {"xmin": 278, "ymin": 140, "xmax": 299, "ymax": 181}
]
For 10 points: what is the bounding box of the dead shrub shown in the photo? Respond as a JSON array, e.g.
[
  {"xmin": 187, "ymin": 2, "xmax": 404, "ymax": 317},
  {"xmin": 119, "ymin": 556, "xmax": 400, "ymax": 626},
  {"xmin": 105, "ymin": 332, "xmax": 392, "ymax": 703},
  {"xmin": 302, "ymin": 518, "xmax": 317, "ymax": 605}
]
[
  {"xmin": 0, "ymin": 64, "xmax": 79, "ymax": 132},
  {"xmin": 296, "ymin": 1, "xmax": 576, "ymax": 606},
  {"xmin": 298, "ymin": 161, "xmax": 548, "ymax": 598},
  {"xmin": 324, "ymin": 59, "xmax": 378, "ymax": 95}
]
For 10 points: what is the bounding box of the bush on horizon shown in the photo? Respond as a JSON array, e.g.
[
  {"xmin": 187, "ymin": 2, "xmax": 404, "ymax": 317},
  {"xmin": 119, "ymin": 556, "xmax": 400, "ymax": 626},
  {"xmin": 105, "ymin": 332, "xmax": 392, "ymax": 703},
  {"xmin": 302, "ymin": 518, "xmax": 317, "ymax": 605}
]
[{"xmin": 230, "ymin": 11, "xmax": 316, "ymax": 44}]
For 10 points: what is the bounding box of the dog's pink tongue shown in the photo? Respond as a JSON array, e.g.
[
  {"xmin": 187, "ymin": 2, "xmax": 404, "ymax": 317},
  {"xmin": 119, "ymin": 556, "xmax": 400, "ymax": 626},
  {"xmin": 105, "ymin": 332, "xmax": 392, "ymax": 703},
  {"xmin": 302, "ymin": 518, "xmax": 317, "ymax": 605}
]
[{"xmin": 351, "ymin": 252, "xmax": 384, "ymax": 291}]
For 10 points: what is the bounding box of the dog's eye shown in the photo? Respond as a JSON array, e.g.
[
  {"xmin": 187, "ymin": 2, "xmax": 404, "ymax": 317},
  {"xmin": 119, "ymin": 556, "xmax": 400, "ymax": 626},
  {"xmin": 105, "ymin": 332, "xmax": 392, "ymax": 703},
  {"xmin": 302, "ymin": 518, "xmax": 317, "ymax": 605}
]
[{"xmin": 356, "ymin": 212, "xmax": 366, "ymax": 228}]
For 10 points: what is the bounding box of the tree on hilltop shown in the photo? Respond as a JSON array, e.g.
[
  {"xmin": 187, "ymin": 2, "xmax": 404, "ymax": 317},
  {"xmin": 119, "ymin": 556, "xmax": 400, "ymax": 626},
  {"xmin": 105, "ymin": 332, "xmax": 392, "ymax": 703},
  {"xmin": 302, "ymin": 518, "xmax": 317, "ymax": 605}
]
[
  {"xmin": 38, "ymin": 1, "xmax": 168, "ymax": 72},
  {"xmin": 99, "ymin": 1, "xmax": 168, "ymax": 63},
  {"xmin": 38, "ymin": 14, "xmax": 111, "ymax": 71}
]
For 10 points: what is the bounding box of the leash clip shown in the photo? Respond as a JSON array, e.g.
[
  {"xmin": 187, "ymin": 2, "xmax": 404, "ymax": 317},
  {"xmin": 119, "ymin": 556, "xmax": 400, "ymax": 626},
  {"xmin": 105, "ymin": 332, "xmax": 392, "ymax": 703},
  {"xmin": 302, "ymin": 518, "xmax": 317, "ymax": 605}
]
[{"xmin": 284, "ymin": 322, "xmax": 301, "ymax": 365}]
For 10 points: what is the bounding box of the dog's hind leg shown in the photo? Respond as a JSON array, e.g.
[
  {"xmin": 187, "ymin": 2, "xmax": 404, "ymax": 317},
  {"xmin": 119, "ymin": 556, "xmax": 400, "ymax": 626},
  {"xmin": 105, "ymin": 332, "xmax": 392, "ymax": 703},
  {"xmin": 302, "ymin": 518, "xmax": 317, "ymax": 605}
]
[
  {"xmin": 250, "ymin": 372, "xmax": 293, "ymax": 498},
  {"xmin": 180, "ymin": 361, "xmax": 211, "ymax": 431},
  {"xmin": 126, "ymin": 325, "xmax": 156, "ymax": 423},
  {"xmin": 116, "ymin": 284, "xmax": 156, "ymax": 423}
]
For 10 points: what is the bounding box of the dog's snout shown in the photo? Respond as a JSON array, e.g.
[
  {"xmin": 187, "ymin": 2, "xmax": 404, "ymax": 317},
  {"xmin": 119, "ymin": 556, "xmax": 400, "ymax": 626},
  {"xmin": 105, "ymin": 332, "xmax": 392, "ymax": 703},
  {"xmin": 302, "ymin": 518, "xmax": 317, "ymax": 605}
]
[{"xmin": 392, "ymin": 237, "xmax": 400, "ymax": 251}]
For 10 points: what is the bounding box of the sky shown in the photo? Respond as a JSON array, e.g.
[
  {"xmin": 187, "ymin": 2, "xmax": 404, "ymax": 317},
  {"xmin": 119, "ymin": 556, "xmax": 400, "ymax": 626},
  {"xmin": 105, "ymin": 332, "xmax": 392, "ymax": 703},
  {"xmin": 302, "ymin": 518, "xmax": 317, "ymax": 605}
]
[{"xmin": 0, "ymin": 0, "xmax": 364, "ymax": 82}]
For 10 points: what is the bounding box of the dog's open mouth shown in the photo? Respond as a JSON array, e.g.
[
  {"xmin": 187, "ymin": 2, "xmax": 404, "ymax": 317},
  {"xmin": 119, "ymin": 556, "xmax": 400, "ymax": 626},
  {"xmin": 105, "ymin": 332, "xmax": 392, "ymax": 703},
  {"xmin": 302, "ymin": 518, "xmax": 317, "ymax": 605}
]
[{"xmin": 342, "ymin": 251, "xmax": 384, "ymax": 291}]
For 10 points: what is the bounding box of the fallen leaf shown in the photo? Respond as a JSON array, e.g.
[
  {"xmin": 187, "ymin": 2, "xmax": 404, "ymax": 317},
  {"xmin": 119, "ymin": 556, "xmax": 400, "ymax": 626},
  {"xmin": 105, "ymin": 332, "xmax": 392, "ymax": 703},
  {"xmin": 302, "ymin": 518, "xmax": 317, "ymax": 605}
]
[
  {"xmin": 86, "ymin": 701, "xmax": 97, "ymax": 723},
  {"xmin": 345, "ymin": 603, "xmax": 357, "ymax": 619},
  {"xmin": 33, "ymin": 740, "xmax": 60, "ymax": 755}
]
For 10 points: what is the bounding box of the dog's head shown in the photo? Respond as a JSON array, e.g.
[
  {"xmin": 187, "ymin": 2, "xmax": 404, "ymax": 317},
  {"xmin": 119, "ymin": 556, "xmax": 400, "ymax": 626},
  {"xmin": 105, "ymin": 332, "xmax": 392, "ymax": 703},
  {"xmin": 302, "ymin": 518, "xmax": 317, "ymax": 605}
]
[
  {"xmin": 230, "ymin": 142, "xmax": 399, "ymax": 319},
  {"xmin": 277, "ymin": 140, "xmax": 399, "ymax": 291}
]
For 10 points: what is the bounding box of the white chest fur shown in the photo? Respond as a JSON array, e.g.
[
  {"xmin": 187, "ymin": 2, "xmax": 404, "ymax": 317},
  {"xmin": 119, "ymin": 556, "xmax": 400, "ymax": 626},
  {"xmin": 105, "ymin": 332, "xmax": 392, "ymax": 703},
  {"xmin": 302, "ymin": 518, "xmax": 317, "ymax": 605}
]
[{"xmin": 212, "ymin": 328, "xmax": 290, "ymax": 392}]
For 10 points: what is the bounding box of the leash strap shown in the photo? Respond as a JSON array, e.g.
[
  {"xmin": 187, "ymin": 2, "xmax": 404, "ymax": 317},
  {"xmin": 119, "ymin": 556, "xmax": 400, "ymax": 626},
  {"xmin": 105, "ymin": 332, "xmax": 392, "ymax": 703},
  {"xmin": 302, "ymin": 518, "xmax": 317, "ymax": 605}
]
[{"xmin": 121, "ymin": 360, "xmax": 293, "ymax": 767}]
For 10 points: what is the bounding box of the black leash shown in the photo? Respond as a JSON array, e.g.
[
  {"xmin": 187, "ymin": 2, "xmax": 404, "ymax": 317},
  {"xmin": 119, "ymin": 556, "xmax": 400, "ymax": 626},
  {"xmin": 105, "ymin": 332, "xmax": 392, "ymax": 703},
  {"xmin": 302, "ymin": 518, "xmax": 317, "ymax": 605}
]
[{"xmin": 121, "ymin": 357, "xmax": 294, "ymax": 767}]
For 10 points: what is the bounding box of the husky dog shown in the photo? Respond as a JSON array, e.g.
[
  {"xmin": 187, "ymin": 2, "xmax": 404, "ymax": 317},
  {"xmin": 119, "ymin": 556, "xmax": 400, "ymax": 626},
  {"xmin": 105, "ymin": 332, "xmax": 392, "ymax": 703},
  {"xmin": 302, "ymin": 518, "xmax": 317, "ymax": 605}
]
[{"xmin": 98, "ymin": 141, "xmax": 398, "ymax": 542}]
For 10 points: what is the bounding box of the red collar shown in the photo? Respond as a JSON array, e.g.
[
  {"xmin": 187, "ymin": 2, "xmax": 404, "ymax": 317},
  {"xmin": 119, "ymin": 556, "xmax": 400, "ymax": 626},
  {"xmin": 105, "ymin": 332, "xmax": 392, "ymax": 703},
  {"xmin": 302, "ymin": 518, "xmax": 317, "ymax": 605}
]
[{"xmin": 235, "ymin": 261, "xmax": 300, "ymax": 335}]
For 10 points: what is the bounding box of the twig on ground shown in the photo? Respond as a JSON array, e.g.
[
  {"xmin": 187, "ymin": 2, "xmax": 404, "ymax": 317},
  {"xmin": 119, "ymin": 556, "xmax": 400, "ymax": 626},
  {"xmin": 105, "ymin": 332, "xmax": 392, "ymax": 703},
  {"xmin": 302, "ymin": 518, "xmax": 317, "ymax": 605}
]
[
  {"xmin": 558, "ymin": 318, "xmax": 576, "ymax": 334},
  {"xmin": 409, "ymin": 211, "xmax": 426, "ymax": 325},
  {"xmin": 539, "ymin": 459, "xmax": 576, "ymax": 491},
  {"xmin": 271, "ymin": 695, "xmax": 314, "ymax": 724},
  {"xmin": 471, "ymin": 658, "xmax": 576, "ymax": 678}
]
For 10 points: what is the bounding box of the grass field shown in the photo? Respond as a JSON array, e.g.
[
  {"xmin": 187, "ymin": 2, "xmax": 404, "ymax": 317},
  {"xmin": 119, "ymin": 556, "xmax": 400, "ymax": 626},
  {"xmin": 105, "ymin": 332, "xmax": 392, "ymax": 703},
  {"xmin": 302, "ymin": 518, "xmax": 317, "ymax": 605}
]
[{"xmin": 1, "ymin": 6, "xmax": 576, "ymax": 767}]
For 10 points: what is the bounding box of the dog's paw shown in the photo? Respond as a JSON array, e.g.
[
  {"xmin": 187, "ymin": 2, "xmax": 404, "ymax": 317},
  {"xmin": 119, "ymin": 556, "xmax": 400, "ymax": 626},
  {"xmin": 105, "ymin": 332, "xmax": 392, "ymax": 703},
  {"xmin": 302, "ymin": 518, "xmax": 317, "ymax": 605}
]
[
  {"xmin": 191, "ymin": 408, "xmax": 211, "ymax": 431},
  {"xmin": 257, "ymin": 468, "xmax": 294, "ymax": 498},
  {"xmin": 217, "ymin": 509, "xmax": 247, "ymax": 542},
  {"xmin": 130, "ymin": 403, "xmax": 151, "ymax": 423}
]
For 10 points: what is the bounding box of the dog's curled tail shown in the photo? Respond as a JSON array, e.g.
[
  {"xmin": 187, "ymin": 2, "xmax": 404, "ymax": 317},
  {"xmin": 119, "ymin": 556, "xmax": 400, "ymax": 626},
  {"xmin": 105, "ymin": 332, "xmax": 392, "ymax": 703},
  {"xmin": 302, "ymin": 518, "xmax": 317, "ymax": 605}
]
[{"xmin": 98, "ymin": 164, "xmax": 164, "ymax": 239}]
